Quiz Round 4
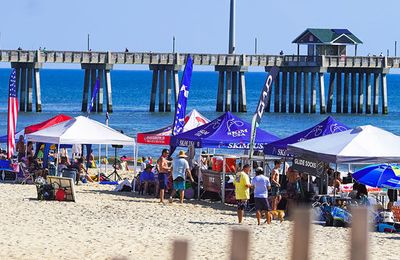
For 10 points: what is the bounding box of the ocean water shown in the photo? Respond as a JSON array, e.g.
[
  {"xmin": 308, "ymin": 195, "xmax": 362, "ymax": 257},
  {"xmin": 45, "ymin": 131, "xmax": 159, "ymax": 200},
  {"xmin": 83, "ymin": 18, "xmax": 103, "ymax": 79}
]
[{"xmin": 0, "ymin": 68, "xmax": 399, "ymax": 158}]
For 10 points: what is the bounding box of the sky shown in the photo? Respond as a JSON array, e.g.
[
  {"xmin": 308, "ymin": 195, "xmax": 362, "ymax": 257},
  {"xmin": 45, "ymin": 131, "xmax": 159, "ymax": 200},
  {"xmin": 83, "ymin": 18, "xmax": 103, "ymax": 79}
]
[{"xmin": 1, "ymin": 0, "xmax": 400, "ymax": 70}]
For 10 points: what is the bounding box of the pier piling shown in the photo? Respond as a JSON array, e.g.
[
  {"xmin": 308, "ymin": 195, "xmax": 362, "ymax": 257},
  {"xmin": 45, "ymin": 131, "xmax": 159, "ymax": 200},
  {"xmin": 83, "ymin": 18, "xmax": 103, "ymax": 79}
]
[
  {"xmin": 373, "ymin": 73, "xmax": 379, "ymax": 114},
  {"xmin": 281, "ymin": 70, "xmax": 287, "ymax": 113},
  {"xmin": 303, "ymin": 72, "xmax": 309, "ymax": 113},
  {"xmin": 358, "ymin": 72, "xmax": 364, "ymax": 114}
]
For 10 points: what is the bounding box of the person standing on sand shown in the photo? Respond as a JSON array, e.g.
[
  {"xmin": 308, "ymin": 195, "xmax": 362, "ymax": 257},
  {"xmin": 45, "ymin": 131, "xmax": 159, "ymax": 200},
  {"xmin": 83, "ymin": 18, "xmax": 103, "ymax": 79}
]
[
  {"xmin": 270, "ymin": 160, "xmax": 281, "ymax": 211},
  {"xmin": 169, "ymin": 150, "xmax": 194, "ymax": 204},
  {"xmin": 157, "ymin": 149, "xmax": 171, "ymax": 204},
  {"xmin": 234, "ymin": 164, "xmax": 252, "ymax": 224},
  {"xmin": 251, "ymin": 167, "xmax": 272, "ymax": 225}
]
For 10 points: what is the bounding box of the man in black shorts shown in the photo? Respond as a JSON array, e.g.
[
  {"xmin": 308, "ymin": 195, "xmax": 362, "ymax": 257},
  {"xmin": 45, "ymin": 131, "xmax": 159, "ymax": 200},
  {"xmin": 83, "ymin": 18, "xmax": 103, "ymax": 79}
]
[{"xmin": 251, "ymin": 167, "xmax": 272, "ymax": 225}]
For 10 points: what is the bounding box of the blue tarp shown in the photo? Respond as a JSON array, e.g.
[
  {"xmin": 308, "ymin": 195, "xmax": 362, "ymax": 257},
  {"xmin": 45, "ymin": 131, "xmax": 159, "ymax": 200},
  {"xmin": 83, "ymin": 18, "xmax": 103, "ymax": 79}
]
[
  {"xmin": 170, "ymin": 112, "xmax": 279, "ymax": 150},
  {"xmin": 263, "ymin": 116, "xmax": 350, "ymax": 156}
]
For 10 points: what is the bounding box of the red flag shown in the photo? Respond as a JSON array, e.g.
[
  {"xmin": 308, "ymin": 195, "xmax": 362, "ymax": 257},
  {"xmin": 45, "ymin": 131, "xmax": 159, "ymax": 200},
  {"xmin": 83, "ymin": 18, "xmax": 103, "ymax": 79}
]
[{"xmin": 7, "ymin": 69, "xmax": 18, "ymax": 159}]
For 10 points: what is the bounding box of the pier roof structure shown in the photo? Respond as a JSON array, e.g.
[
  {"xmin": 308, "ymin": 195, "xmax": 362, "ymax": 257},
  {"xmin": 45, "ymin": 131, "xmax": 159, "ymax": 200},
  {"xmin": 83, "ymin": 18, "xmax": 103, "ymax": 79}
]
[
  {"xmin": 293, "ymin": 28, "xmax": 363, "ymax": 57},
  {"xmin": 292, "ymin": 28, "xmax": 363, "ymax": 45}
]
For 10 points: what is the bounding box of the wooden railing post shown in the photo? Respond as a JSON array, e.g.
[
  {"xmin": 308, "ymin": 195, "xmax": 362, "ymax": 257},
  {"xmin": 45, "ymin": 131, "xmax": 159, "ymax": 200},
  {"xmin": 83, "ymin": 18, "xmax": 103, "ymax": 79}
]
[
  {"xmin": 172, "ymin": 240, "xmax": 189, "ymax": 260},
  {"xmin": 291, "ymin": 207, "xmax": 311, "ymax": 260},
  {"xmin": 230, "ymin": 228, "xmax": 250, "ymax": 260},
  {"xmin": 351, "ymin": 207, "xmax": 370, "ymax": 260}
]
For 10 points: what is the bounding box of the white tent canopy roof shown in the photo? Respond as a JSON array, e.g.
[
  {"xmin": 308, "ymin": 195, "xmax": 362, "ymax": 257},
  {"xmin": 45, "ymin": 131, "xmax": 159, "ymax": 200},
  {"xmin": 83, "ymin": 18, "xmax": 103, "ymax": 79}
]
[
  {"xmin": 26, "ymin": 116, "xmax": 135, "ymax": 146},
  {"xmin": 287, "ymin": 125, "xmax": 400, "ymax": 164}
]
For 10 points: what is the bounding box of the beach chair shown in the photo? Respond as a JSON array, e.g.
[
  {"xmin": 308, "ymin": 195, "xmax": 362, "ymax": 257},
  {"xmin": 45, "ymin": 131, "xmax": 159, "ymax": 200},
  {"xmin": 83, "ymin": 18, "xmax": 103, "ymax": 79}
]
[
  {"xmin": 0, "ymin": 159, "xmax": 18, "ymax": 182},
  {"xmin": 19, "ymin": 162, "xmax": 35, "ymax": 184},
  {"xmin": 61, "ymin": 168, "xmax": 78, "ymax": 184}
]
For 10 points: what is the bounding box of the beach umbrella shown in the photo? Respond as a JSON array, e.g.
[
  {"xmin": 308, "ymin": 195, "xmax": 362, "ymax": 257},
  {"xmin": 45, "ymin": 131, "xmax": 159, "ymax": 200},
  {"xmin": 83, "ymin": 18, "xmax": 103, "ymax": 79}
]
[{"xmin": 352, "ymin": 164, "xmax": 400, "ymax": 188}]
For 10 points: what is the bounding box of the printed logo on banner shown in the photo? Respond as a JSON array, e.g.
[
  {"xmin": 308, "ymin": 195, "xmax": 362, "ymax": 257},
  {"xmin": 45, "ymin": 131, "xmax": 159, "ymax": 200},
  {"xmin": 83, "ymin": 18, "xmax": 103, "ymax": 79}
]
[
  {"xmin": 226, "ymin": 119, "xmax": 246, "ymax": 137},
  {"xmin": 329, "ymin": 123, "xmax": 348, "ymax": 134},
  {"xmin": 228, "ymin": 143, "xmax": 264, "ymax": 150}
]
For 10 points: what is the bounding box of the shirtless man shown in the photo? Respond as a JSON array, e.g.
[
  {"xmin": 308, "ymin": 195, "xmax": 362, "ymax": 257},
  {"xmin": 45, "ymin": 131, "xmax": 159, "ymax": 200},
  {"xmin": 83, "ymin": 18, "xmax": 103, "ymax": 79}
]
[
  {"xmin": 157, "ymin": 149, "xmax": 171, "ymax": 204},
  {"xmin": 270, "ymin": 160, "xmax": 281, "ymax": 211}
]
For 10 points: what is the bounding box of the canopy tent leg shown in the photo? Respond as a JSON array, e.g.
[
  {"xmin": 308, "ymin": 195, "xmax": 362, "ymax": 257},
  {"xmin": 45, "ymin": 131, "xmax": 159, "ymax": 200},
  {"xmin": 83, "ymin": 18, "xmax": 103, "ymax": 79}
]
[
  {"xmin": 222, "ymin": 158, "xmax": 226, "ymax": 203},
  {"xmin": 98, "ymin": 144, "xmax": 101, "ymax": 182},
  {"xmin": 198, "ymin": 148, "xmax": 202, "ymax": 200}
]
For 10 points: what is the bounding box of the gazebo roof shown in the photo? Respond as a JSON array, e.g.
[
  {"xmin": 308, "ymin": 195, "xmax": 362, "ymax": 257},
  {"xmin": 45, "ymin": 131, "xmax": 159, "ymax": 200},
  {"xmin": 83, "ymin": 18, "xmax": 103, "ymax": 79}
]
[{"xmin": 292, "ymin": 28, "xmax": 363, "ymax": 45}]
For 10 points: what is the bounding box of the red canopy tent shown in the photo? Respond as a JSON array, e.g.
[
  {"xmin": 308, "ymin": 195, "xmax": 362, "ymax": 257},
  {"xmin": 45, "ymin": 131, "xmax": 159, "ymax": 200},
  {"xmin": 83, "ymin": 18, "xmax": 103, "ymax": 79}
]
[
  {"xmin": 24, "ymin": 114, "xmax": 73, "ymax": 134},
  {"xmin": 136, "ymin": 109, "xmax": 209, "ymax": 145}
]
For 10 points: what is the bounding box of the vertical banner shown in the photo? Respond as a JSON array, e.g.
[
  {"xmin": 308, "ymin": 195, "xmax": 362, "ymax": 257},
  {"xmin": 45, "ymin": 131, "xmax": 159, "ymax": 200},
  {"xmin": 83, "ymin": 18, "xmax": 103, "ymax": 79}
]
[
  {"xmin": 249, "ymin": 66, "xmax": 279, "ymax": 158},
  {"xmin": 7, "ymin": 69, "xmax": 18, "ymax": 159},
  {"xmin": 172, "ymin": 55, "xmax": 194, "ymax": 136}
]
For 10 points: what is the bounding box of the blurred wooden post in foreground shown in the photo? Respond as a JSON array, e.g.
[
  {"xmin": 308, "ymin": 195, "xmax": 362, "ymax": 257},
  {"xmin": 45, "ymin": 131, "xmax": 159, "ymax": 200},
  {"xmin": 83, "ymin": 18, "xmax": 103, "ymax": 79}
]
[
  {"xmin": 291, "ymin": 207, "xmax": 311, "ymax": 260},
  {"xmin": 172, "ymin": 240, "xmax": 189, "ymax": 260},
  {"xmin": 230, "ymin": 228, "xmax": 250, "ymax": 260},
  {"xmin": 351, "ymin": 207, "xmax": 369, "ymax": 260}
]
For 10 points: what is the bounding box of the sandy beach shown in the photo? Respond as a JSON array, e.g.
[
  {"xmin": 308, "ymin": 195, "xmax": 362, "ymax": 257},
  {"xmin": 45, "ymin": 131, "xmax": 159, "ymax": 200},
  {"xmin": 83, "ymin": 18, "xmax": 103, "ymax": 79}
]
[{"xmin": 0, "ymin": 182, "xmax": 399, "ymax": 260}]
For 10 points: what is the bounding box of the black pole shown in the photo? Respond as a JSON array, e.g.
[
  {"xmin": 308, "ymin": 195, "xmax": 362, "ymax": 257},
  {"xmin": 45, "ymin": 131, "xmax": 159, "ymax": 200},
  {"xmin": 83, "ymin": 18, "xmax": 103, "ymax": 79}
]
[
  {"xmin": 255, "ymin": 37, "xmax": 257, "ymax": 54},
  {"xmin": 173, "ymin": 36, "xmax": 175, "ymax": 53},
  {"xmin": 87, "ymin": 34, "xmax": 90, "ymax": 51},
  {"xmin": 395, "ymin": 41, "xmax": 397, "ymax": 57}
]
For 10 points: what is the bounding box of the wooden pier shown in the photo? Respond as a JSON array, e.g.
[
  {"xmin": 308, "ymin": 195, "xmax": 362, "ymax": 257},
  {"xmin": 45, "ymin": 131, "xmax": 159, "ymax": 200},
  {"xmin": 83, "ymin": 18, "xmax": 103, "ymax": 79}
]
[{"xmin": 1, "ymin": 49, "xmax": 398, "ymax": 114}]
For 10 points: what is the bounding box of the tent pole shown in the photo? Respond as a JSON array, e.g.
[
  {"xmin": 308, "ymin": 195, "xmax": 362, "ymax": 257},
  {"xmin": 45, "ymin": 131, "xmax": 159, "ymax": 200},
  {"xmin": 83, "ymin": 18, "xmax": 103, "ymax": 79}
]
[
  {"xmin": 98, "ymin": 144, "xmax": 101, "ymax": 182},
  {"xmin": 133, "ymin": 143, "xmax": 137, "ymax": 192},
  {"xmin": 198, "ymin": 148, "xmax": 202, "ymax": 200},
  {"xmin": 105, "ymin": 144, "xmax": 108, "ymax": 174},
  {"xmin": 222, "ymin": 156, "xmax": 226, "ymax": 203},
  {"xmin": 56, "ymin": 143, "xmax": 60, "ymax": 172}
]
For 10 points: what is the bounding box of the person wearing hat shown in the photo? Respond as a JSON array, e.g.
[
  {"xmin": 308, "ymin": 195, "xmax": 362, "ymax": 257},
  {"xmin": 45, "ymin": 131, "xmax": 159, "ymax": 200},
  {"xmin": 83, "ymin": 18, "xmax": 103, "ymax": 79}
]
[
  {"xmin": 169, "ymin": 150, "xmax": 194, "ymax": 204},
  {"xmin": 139, "ymin": 164, "xmax": 156, "ymax": 195},
  {"xmin": 251, "ymin": 167, "xmax": 272, "ymax": 225}
]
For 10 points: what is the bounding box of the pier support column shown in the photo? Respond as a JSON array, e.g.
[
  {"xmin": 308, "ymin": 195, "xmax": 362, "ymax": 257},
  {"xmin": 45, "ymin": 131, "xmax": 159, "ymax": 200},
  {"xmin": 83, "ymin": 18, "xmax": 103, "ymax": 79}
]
[
  {"xmin": 358, "ymin": 72, "xmax": 364, "ymax": 114},
  {"xmin": 158, "ymin": 68, "xmax": 165, "ymax": 112},
  {"xmin": 166, "ymin": 69, "xmax": 172, "ymax": 112},
  {"xmin": 82, "ymin": 69, "xmax": 90, "ymax": 112},
  {"xmin": 149, "ymin": 64, "xmax": 181, "ymax": 112},
  {"xmin": 366, "ymin": 73, "xmax": 372, "ymax": 114},
  {"xmin": 281, "ymin": 70, "xmax": 287, "ymax": 113},
  {"xmin": 97, "ymin": 69, "xmax": 104, "ymax": 112},
  {"xmin": 26, "ymin": 68, "xmax": 33, "ymax": 112},
  {"xmin": 105, "ymin": 69, "xmax": 113, "ymax": 112},
  {"xmin": 289, "ymin": 70, "xmax": 295, "ymax": 113},
  {"xmin": 238, "ymin": 72, "xmax": 247, "ymax": 112},
  {"xmin": 173, "ymin": 70, "xmax": 180, "ymax": 105},
  {"xmin": 303, "ymin": 72, "xmax": 309, "ymax": 113},
  {"xmin": 231, "ymin": 72, "xmax": 238, "ymax": 112},
  {"xmin": 215, "ymin": 66, "xmax": 248, "ymax": 112},
  {"xmin": 81, "ymin": 64, "xmax": 113, "ymax": 113},
  {"xmin": 381, "ymin": 73, "xmax": 388, "ymax": 114},
  {"xmin": 90, "ymin": 68, "xmax": 97, "ymax": 112},
  {"xmin": 225, "ymin": 71, "xmax": 232, "ymax": 112},
  {"xmin": 295, "ymin": 71, "xmax": 302, "ymax": 113},
  {"xmin": 274, "ymin": 72, "xmax": 280, "ymax": 112},
  {"xmin": 351, "ymin": 72, "xmax": 357, "ymax": 113},
  {"xmin": 318, "ymin": 72, "xmax": 326, "ymax": 114},
  {"xmin": 336, "ymin": 72, "xmax": 342, "ymax": 113},
  {"xmin": 373, "ymin": 73, "xmax": 379, "ymax": 114},
  {"xmin": 20, "ymin": 67, "xmax": 26, "ymax": 112},
  {"xmin": 311, "ymin": 72, "xmax": 317, "ymax": 113},
  {"xmin": 327, "ymin": 72, "xmax": 335, "ymax": 113},
  {"xmin": 34, "ymin": 68, "xmax": 42, "ymax": 112},
  {"xmin": 217, "ymin": 71, "xmax": 224, "ymax": 112},
  {"xmin": 343, "ymin": 72, "xmax": 349, "ymax": 113}
]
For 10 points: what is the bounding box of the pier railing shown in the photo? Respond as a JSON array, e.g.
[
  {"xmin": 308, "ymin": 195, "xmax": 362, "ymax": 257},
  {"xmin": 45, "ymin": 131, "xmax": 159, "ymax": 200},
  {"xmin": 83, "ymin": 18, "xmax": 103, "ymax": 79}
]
[{"xmin": 1, "ymin": 49, "xmax": 399, "ymax": 69}]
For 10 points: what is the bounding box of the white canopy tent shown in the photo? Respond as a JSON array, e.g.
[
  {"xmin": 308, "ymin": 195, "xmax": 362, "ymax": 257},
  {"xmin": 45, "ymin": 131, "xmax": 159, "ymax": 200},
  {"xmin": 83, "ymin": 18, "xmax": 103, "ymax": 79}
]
[
  {"xmin": 25, "ymin": 116, "xmax": 136, "ymax": 178},
  {"xmin": 287, "ymin": 125, "xmax": 400, "ymax": 164}
]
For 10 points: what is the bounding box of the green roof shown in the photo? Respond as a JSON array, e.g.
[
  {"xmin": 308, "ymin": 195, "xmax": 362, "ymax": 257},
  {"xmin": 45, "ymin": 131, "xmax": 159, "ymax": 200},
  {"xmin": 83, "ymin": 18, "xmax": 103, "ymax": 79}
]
[{"xmin": 292, "ymin": 28, "xmax": 363, "ymax": 45}]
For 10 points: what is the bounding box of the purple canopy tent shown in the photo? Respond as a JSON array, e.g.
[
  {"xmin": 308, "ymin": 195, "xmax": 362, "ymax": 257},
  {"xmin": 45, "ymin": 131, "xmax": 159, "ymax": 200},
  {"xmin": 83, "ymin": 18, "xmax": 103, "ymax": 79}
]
[
  {"xmin": 170, "ymin": 112, "xmax": 279, "ymax": 203},
  {"xmin": 170, "ymin": 112, "xmax": 279, "ymax": 150},
  {"xmin": 263, "ymin": 116, "xmax": 350, "ymax": 156}
]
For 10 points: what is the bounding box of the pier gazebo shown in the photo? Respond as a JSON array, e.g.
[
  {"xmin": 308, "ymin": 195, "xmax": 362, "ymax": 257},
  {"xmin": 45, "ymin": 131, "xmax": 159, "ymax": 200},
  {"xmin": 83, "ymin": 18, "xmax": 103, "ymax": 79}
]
[{"xmin": 292, "ymin": 28, "xmax": 363, "ymax": 56}]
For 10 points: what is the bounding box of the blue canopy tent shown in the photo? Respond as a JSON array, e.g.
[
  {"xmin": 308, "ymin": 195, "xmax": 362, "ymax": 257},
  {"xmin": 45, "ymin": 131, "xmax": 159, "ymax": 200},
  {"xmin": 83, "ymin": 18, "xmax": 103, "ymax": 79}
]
[
  {"xmin": 170, "ymin": 112, "xmax": 279, "ymax": 203},
  {"xmin": 170, "ymin": 112, "xmax": 279, "ymax": 150},
  {"xmin": 263, "ymin": 116, "xmax": 350, "ymax": 156}
]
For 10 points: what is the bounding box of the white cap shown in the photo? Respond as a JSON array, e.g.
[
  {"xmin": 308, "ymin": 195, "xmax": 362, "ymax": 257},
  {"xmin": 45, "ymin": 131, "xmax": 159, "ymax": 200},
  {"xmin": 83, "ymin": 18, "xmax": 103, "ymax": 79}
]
[{"xmin": 256, "ymin": 167, "xmax": 264, "ymax": 172}]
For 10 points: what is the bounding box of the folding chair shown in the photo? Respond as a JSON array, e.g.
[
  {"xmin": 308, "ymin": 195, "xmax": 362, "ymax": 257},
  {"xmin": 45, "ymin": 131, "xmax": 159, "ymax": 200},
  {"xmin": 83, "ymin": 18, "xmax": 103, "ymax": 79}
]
[
  {"xmin": 0, "ymin": 159, "xmax": 18, "ymax": 182},
  {"xmin": 61, "ymin": 168, "xmax": 78, "ymax": 184},
  {"xmin": 20, "ymin": 162, "xmax": 35, "ymax": 184}
]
